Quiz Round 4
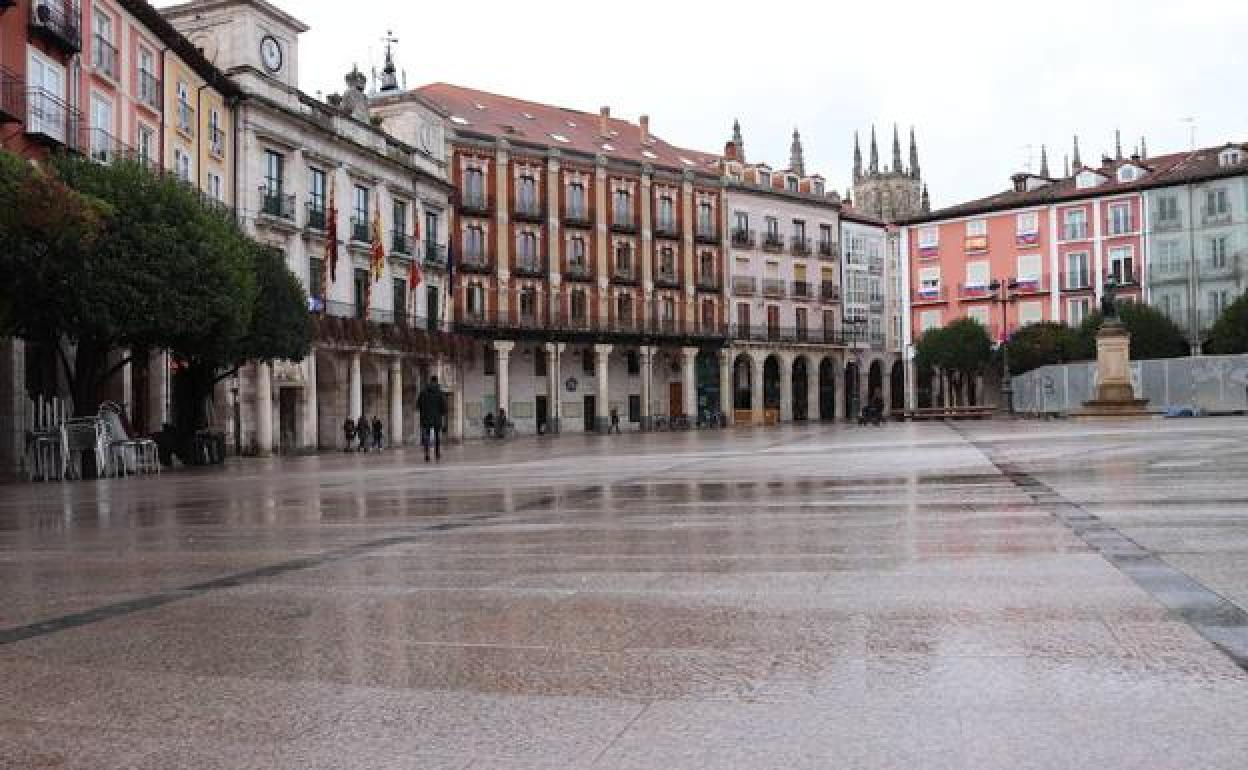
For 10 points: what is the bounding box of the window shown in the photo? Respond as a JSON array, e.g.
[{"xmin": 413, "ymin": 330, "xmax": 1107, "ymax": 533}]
[
  {"xmin": 615, "ymin": 242, "xmax": 632, "ymax": 275},
  {"xmin": 1155, "ymin": 240, "xmax": 1183, "ymax": 274},
  {"xmin": 176, "ymin": 81, "xmax": 193, "ymax": 134},
  {"xmin": 1063, "ymin": 209, "xmax": 1088, "ymax": 240},
  {"xmin": 1108, "ymin": 203, "xmax": 1131, "ymax": 235},
  {"xmin": 353, "ymin": 185, "xmax": 369, "ymax": 238},
  {"xmin": 658, "ymin": 194, "xmax": 675, "ymax": 228},
  {"xmin": 92, "ymin": 11, "xmax": 116, "ymax": 77},
  {"xmin": 1219, "ymin": 148, "xmax": 1243, "ymax": 167},
  {"xmin": 309, "ymin": 169, "xmax": 326, "ymax": 221},
  {"xmin": 309, "ymin": 257, "xmax": 325, "ymax": 300},
  {"xmin": 393, "ymin": 277, "xmax": 407, "ymax": 322},
  {"xmin": 1066, "ymin": 251, "xmax": 1090, "ymax": 288},
  {"xmin": 819, "ymin": 224, "xmax": 834, "ymax": 248},
  {"xmin": 1117, "ymin": 165, "xmax": 1138, "ymax": 183},
  {"xmin": 1209, "ymin": 289, "xmax": 1231, "ymax": 321},
  {"xmin": 425, "ymin": 211, "xmax": 439, "ymax": 248},
  {"xmin": 1156, "ymin": 195, "xmax": 1180, "ymax": 225},
  {"xmin": 1107, "ymin": 246, "xmax": 1134, "ymax": 283},
  {"xmin": 918, "ymin": 266, "xmax": 941, "ymax": 294},
  {"xmin": 394, "ymin": 200, "xmax": 408, "ymax": 235},
  {"xmin": 464, "ymin": 168, "xmax": 485, "ymax": 206},
  {"xmin": 792, "ymin": 220, "xmax": 806, "ymax": 240},
  {"xmin": 659, "ymin": 247, "xmax": 675, "ymax": 278},
  {"xmin": 1068, "ymin": 297, "xmax": 1091, "ymax": 327},
  {"xmin": 568, "ymin": 182, "xmax": 586, "ymax": 217},
  {"xmin": 734, "ymin": 211, "xmax": 749, "ymax": 233},
  {"xmin": 702, "ymin": 299, "xmax": 715, "ymax": 329},
  {"xmin": 467, "ymin": 283, "xmax": 485, "ymax": 318},
  {"xmin": 617, "ymin": 294, "xmax": 633, "ymax": 325},
  {"xmin": 967, "ymin": 306, "xmax": 990, "ymax": 326},
  {"xmin": 699, "ymin": 251, "xmax": 714, "ymax": 281},
  {"xmin": 965, "ymin": 261, "xmax": 989, "ymax": 288},
  {"xmin": 465, "ymin": 225, "xmax": 485, "ymax": 259},
  {"xmin": 89, "ymin": 96, "xmax": 113, "ymax": 161},
  {"xmin": 1205, "ymin": 188, "xmax": 1230, "ymax": 219},
  {"xmin": 626, "ymin": 351, "xmax": 639, "ymax": 376},
  {"xmin": 1016, "ymin": 253, "xmax": 1042, "ymax": 282},
  {"xmin": 1016, "ymin": 211, "xmax": 1038, "ymax": 236},
  {"xmin": 571, "ymin": 290, "xmax": 588, "ymax": 322},
  {"xmin": 765, "ymin": 216, "xmax": 779, "ymax": 237},
  {"xmin": 919, "ymin": 309, "xmax": 941, "ymax": 332},
  {"xmin": 569, "ymin": 236, "xmax": 586, "ymax": 268},
  {"xmin": 795, "ymin": 307, "xmax": 808, "ymax": 336},
  {"xmin": 27, "ymin": 51, "xmax": 67, "ymax": 142},
  {"xmin": 613, "ymin": 189, "xmax": 632, "ymax": 224},
  {"xmin": 759, "ymin": 171, "xmax": 771, "ymax": 187},
  {"xmin": 173, "ymin": 147, "xmax": 191, "ymax": 182},
  {"xmin": 519, "ymin": 287, "xmax": 537, "ymax": 320},
  {"xmin": 786, "ymin": 176, "xmax": 798, "ymax": 193},
  {"xmin": 517, "ymin": 231, "xmax": 538, "ymax": 267},
  {"xmin": 517, "ymin": 174, "xmax": 537, "ymax": 212},
  {"xmin": 661, "ymin": 297, "xmax": 676, "ymax": 323},
  {"xmin": 1209, "ymin": 236, "xmax": 1229, "ymax": 268},
  {"xmin": 698, "ymin": 201, "xmax": 714, "ymax": 233},
  {"xmin": 966, "ymin": 219, "xmax": 987, "ymax": 237},
  {"xmin": 1018, "ymin": 301, "xmax": 1043, "ymax": 326},
  {"xmin": 582, "ymin": 349, "xmax": 595, "ymax": 376},
  {"xmin": 207, "ymin": 172, "xmax": 222, "ymax": 201},
  {"xmin": 918, "ymin": 226, "xmax": 939, "ymax": 250},
  {"xmin": 138, "ymin": 48, "xmax": 156, "ymax": 106},
  {"xmin": 136, "ymin": 124, "xmax": 155, "ymax": 166},
  {"xmin": 263, "ymin": 150, "xmax": 283, "ymax": 195}
]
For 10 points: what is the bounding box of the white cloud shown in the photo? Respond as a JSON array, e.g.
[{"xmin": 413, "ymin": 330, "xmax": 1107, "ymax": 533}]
[{"xmin": 155, "ymin": 0, "xmax": 1248, "ymax": 208}]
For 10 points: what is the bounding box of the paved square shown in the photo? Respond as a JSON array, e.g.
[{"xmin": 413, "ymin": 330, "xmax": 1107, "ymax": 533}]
[{"xmin": 3, "ymin": 419, "xmax": 1248, "ymax": 768}]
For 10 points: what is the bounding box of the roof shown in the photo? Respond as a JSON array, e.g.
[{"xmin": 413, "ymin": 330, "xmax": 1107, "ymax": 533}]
[
  {"xmin": 839, "ymin": 206, "xmax": 888, "ymax": 227},
  {"xmin": 414, "ymin": 83, "xmax": 722, "ymax": 175},
  {"xmin": 127, "ymin": 0, "xmax": 242, "ymax": 99},
  {"xmin": 901, "ymin": 143, "xmax": 1248, "ymax": 225}
]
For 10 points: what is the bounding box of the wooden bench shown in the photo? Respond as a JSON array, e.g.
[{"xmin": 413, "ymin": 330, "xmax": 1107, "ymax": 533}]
[{"xmin": 900, "ymin": 406, "xmax": 996, "ymax": 421}]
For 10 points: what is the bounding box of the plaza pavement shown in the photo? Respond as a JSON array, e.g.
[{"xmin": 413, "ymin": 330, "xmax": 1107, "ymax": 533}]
[{"xmin": 2, "ymin": 418, "xmax": 1248, "ymax": 769}]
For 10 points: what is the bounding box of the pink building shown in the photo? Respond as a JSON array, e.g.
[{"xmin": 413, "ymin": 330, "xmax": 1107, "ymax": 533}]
[
  {"xmin": 903, "ymin": 146, "xmax": 1190, "ymax": 344},
  {"xmin": 80, "ymin": 0, "xmax": 165, "ymax": 166}
]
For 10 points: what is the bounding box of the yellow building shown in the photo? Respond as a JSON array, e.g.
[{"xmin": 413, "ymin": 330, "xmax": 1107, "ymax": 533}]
[{"xmin": 161, "ymin": 47, "xmax": 235, "ymax": 205}]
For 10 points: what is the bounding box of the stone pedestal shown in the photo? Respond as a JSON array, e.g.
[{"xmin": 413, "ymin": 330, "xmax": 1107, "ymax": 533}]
[{"xmin": 1075, "ymin": 320, "xmax": 1151, "ymax": 418}]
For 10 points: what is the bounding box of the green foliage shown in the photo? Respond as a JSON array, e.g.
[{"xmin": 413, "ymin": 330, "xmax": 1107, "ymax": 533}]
[
  {"xmin": 915, "ymin": 318, "xmax": 994, "ymax": 379},
  {"xmin": 1076, "ymin": 301, "xmax": 1189, "ymax": 360},
  {"xmin": 1004, "ymin": 322, "xmax": 1084, "ymax": 375},
  {"xmin": 1204, "ymin": 292, "xmax": 1248, "ymax": 354}
]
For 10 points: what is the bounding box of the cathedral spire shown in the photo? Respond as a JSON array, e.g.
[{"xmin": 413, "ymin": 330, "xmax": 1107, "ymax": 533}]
[
  {"xmin": 732, "ymin": 118, "xmax": 744, "ymax": 163},
  {"xmin": 1064, "ymin": 153, "xmax": 1070, "ymax": 178},
  {"xmin": 1114, "ymin": 128, "xmax": 1123, "ymax": 161},
  {"xmin": 1072, "ymin": 135, "xmax": 1082, "ymax": 170},
  {"xmin": 891, "ymin": 123, "xmax": 902, "ymax": 173},
  {"xmin": 920, "ymin": 184, "xmax": 930, "ymax": 213},
  {"xmin": 1039, "ymin": 144, "xmax": 1050, "ymax": 177},
  {"xmin": 908, "ymin": 126, "xmax": 920, "ymax": 179},
  {"xmin": 789, "ymin": 127, "xmax": 805, "ymax": 176},
  {"xmin": 869, "ymin": 125, "xmax": 879, "ymax": 174},
  {"xmin": 853, "ymin": 131, "xmax": 862, "ymax": 181}
]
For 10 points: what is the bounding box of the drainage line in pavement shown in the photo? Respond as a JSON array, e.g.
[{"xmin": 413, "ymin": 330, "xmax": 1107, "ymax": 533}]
[{"xmin": 956, "ymin": 425, "xmax": 1248, "ymax": 672}]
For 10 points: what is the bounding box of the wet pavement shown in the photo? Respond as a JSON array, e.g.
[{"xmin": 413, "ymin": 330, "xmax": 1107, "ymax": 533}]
[{"xmin": 2, "ymin": 419, "xmax": 1248, "ymax": 768}]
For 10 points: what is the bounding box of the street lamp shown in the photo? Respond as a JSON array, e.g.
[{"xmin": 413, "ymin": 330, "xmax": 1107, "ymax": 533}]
[
  {"xmin": 843, "ymin": 314, "xmax": 868, "ymax": 418},
  {"xmin": 989, "ymin": 279, "xmax": 1018, "ymax": 414},
  {"xmin": 230, "ymin": 376, "xmax": 241, "ymax": 457}
]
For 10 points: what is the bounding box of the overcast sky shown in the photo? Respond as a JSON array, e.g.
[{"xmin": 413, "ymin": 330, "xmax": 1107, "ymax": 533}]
[{"xmin": 159, "ymin": 0, "xmax": 1248, "ymax": 207}]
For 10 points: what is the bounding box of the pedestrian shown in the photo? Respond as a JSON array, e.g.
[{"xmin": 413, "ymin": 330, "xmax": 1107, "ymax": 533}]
[
  {"xmin": 356, "ymin": 413, "xmax": 370, "ymax": 452},
  {"xmin": 483, "ymin": 411, "xmax": 495, "ymax": 438},
  {"xmin": 417, "ymin": 376, "xmax": 448, "ymax": 462},
  {"xmin": 497, "ymin": 407, "xmax": 508, "ymax": 438},
  {"xmin": 609, "ymin": 406, "xmax": 621, "ymax": 434},
  {"xmin": 342, "ymin": 417, "xmax": 355, "ymax": 452},
  {"xmin": 372, "ymin": 416, "xmax": 384, "ymax": 450}
]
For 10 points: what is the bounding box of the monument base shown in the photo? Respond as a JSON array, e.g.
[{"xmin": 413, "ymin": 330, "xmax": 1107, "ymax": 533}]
[{"xmin": 1073, "ymin": 319, "xmax": 1152, "ymax": 418}]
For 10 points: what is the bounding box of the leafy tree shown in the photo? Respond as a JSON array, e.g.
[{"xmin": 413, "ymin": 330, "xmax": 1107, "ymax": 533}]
[
  {"xmin": 1076, "ymin": 301, "xmax": 1189, "ymax": 360},
  {"xmin": 1204, "ymin": 292, "xmax": 1248, "ymax": 354},
  {"xmin": 1004, "ymin": 321, "xmax": 1084, "ymax": 375},
  {"xmin": 915, "ymin": 318, "xmax": 994, "ymax": 403}
]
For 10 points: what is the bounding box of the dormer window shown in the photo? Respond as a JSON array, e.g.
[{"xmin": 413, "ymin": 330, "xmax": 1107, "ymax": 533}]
[
  {"xmin": 1117, "ymin": 165, "xmax": 1140, "ymax": 183},
  {"xmin": 1219, "ymin": 147, "xmax": 1244, "ymax": 167},
  {"xmin": 786, "ymin": 176, "xmax": 798, "ymax": 193},
  {"xmin": 1075, "ymin": 169, "xmax": 1106, "ymax": 190}
]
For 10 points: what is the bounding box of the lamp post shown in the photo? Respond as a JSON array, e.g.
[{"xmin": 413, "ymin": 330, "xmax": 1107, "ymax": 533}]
[
  {"xmin": 989, "ymin": 279, "xmax": 1017, "ymax": 414},
  {"xmin": 844, "ymin": 314, "xmax": 868, "ymax": 418},
  {"xmin": 230, "ymin": 377, "xmax": 241, "ymax": 457}
]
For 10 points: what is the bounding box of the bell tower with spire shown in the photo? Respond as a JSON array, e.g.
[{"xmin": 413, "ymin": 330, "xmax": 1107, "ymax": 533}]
[
  {"xmin": 851, "ymin": 122, "xmax": 927, "ymax": 222},
  {"xmin": 789, "ymin": 127, "xmax": 805, "ymax": 176}
]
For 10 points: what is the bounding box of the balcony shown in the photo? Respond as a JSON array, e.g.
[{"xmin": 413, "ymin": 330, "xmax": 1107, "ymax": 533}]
[
  {"xmin": 24, "ymin": 88, "xmax": 82, "ymax": 150},
  {"xmin": 349, "ymin": 217, "xmax": 369, "ymax": 243},
  {"xmin": 868, "ymin": 258, "xmax": 884, "ymax": 275},
  {"xmin": 459, "ymin": 252, "xmax": 491, "ymax": 273},
  {"xmin": 1009, "ymin": 276, "xmax": 1048, "ymax": 295},
  {"xmin": 424, "ymin": 242, "xmax": 447, "ymax": 267},
  {"xmin": 456, "ymin": 310, "xmax": 728, "ymax": 343},
  {"xmin": 654, "ymin": 270, "xmax": 680, "ymax": 289},
  {"xmin": 731, "ymin": 228, "xmax": 756, "ymax": 248},
  {"xmin": 564, "ymin": 262, "xmax": 593, "ymax": 282},
  {"xmin": 513, "ymin": 199, "xmax": 544, "ymax": 223},
  {"xmin": 306, "ymin": 203, "xmax": 327, "ymax": 231},
  {"xmin": 912, "ymin": 287, "xmax": 948, "ymax": 304},
  {"xmin": 820, "ymin": 282, "xmax": 841, "ymax": 303},
  {"xmin": 209, "ymin": 126, "xmax": 226, "ymax": 158},
  {"xmin": 1106, "ymin": 219, "xmax": 1134, "ymax": 236},
  {"xmin": 1104, "ymin": 267, "xmax": 1139, "ymax": 287},
  {"xmin": 1202, "ymin": 208, "xmax": 1232, "ymax": 226},
  {"xmin": 1, "ymin": 68, "xmax": 24, "ymax": 124},
  {"xmin": 176, "ymin": 100, "xmax": 194, "ymax": 136},
  {"xmin": 761, "ymin": 232, "xmax": 784, "ymax": 253},
  {"xmin": 817, "ymin": 240, "xmax": 837, "ymax": 259},
  {"xmin": 92, "ymin": 34, "xmax": 118, "ymax": 79},
  {"xmin": 790, "ymin": 236, "xmax": 811, "ymax": 256},
  {"xmin": 564, "ymin": 207, "xmax": 592, "ymax": 228},
  {"xmin": 762, "ymin": 278, "xmax": 786, "ymax": 298},
  {"xmin": 792, "ymin": 280, "xmax": 813, "ymax": 299},
  {"xmin": 695, "ymin": 225, "xmax": 718, "ymax": 244},
  {"xmin": 610, "ymin": 214, "xmax": 637, "ymax": 234},
  {"xmin": 30, "ymin": 0, "xmax": 82, "ymax": 54},
  {"xmin": 696, "ymin": 273, "xmax": 720, "ymax": 292},
  {"xmin": 732, "ymin": 275, "xmax": 756, "ymax": 296},
  {"xmin": 460, "ymin": 192, "xmax": 490, "ymax": 216},
  {"xmin": 514, "ymin": 255, "xmax": 545, "ymax": 277},
  {"xmin": 138, "ymin": 70, "xmax": 161, "ymax": 111},
  {"xmin": 654, "ymin": 218, "xmax": 680, "ymax": 238},
  {"xmin": 1061, "ymin": 272, "xmax": 1094, "ymax": 292},
  {"xmin": 1152, "ymin": 214, "xmax": 1182, "ymax": 232},
  {"xmin": 85, "ymin": 127, "xmax": 132, "ymax": 165},
  {"xmin": 964, "ymin": 235, "xmax": 988, "ymax": 253},
  {"xmin": 1201, "ymin": 256, "xmax": 1240, "ymax": 279},
  {"xmin": 391, "ymin": 231, "xmax": 412, "ymax": 255},
  {"xmin": 958, "ymin": 283, "xmax": 993, "ymax": 301},
  {"xmin": 261, "ymin": 192, "xmax": 296, "ymax": 221},
  {"xmin": 730, "ymin": 324, "xmax": 855, "ymax": 346},
  {"xmin": 611, "ymin": 265, "xmax": 638, "ymax": 285}
]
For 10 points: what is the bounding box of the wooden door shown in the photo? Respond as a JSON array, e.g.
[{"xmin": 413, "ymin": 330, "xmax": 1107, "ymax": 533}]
[{"xmin": 670, "ymin": 382, "xmax": 683, "ymax": 417}]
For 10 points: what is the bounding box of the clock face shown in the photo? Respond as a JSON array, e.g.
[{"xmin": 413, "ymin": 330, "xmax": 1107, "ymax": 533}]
[{"xmin": 260, "ymin": 35, "xmax": 282, "ymax": 73}]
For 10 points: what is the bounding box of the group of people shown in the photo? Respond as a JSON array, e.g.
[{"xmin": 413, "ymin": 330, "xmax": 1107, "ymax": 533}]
[
  {"xmin": 340, "ymin": 377, "xmax": 449, "ymax": 463},
  {"xmin": 482, "ymin": 408, "xmax": 510, "ymax": 439}
]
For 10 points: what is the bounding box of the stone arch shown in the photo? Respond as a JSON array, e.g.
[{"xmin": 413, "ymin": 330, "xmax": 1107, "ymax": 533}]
[
  {"xmin": 763, "ymin": 354, "xmax": 782, "ymax": 413},
  {"xmin": 792, "ymin": 354, "xmax": 812, "ymax": 421},
  {"xmin": 818, "ymin": 356, "xmax": 837, "ymax": 421},
  {"xmin": 868, "ymin": 358, "xmax": 885, "ymax": 409},
  {"xmin": 732, "ymin": 352, "xmax": 753, "ymax": 412}
]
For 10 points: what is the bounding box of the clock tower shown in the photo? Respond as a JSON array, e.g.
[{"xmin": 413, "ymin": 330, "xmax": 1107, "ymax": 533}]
[{"xmin": 161, "ymin": 0, "xmax": 309, "ymax": 91}]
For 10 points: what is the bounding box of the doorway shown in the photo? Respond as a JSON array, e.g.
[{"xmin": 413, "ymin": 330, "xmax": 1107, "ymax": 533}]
[
  {"xmin": 670, "ymin": 382, "xmax": 683, "ymax": 417},
  {"xmin": 426, "ymin": 285, "xmax": 440, "ymax": 330},
  {"xmin": 583, "ymin": 394, "xmax": 595, "ymax": 432},
  {"xmin": 279, "ymin": 388, "xmax": 297, "ymax": 453},
  {"xmin": 535, "ymin": 395, "xmax": 548, "ymax": 435}
]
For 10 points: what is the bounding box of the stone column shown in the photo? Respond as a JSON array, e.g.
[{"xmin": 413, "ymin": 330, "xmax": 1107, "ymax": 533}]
[
  {"xmin": 544, "ymin": 342, "xmax": 563, "ymax": 434},
  {"xmin": 494, "ymin": 341, "xmax": 514, "ymax": 419},
  {"xmin": 254, "ymin": 360, "xmax": 272, "ymax": 456},
  {"xmin": 779, "ymin": 353, "xmax": 794, "ymax": 422},
  {"xmin": 593, "ymin": 343, "xmax": 612, "ymax": 432},
  {"xmin": 751, "ymin": 355, "xmax": 765, "ymax": 426},
  {"xmin": 680, "ymin": 346, "xmax": 698, "ymax": 419},
  {"xmin": 495, "ymin": 140, "xmax": 511, "ymax": 324},
  {"xmin": 905, "ymin": 356, "xmax": 918, "ymax": 411},
  {"xmin": 639, "ymin": 345, "xmax": 654, "ymax": 430},
  {"xmin": 388, "ymin": 357, "xmax": 402, "ymax": 447},
  {"xmin": 303, "ymin": 353, "xmax": 318, "ymax": 450},
  {"xmin": 349, "ymin": 352, "xmax": 362, "ymax": 419},
  {"xmin": 718, "ymin": 348, "xmax": 734, "ymax": 425},
  {"xmin": 833, "ymin": 361, "xmax": 846, "ymax": 420}
]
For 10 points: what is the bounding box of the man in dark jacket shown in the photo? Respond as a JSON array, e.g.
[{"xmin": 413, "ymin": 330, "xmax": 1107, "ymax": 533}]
[{"xmin": 416, "ymin": 376, "xmax": 448, "ymax": 462}]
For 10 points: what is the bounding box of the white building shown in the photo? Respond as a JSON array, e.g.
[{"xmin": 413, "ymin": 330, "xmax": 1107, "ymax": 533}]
[{"xmin": 163, "ymin": 0, "xmax": 457, "ymax": 452}]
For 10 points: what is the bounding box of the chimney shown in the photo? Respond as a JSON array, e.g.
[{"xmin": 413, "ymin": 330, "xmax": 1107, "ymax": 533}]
[
  {"xmin": 1010, "ymin": 172, "xmax": 1027, "ymax": 193},
  {"xmin": 599, "ymin": 106, "xmax": 610, "ymax": 137},
  {"xmin": 639, "ymin": 114, "xmax": 650, "ymax": 145}
]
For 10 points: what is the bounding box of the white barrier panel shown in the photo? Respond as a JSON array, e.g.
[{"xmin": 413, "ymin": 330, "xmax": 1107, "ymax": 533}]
[{"xmin": 1011, "ymin": 355, "xmax": 1248, "ymax": 414}]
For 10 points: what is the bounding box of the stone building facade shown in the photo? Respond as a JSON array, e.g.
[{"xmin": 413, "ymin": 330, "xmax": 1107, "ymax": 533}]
[{"xmin": 851, "ymin": 124, "xmax": 929, "ymax": 223}]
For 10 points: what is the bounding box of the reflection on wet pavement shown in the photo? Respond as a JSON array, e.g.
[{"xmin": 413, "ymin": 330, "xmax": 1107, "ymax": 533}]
[{"xmin": 3, "ymin": 421, "xmax": 1248, "ymax": 768}]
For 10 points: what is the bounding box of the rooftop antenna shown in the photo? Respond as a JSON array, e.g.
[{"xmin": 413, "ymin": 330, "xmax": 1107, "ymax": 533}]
[{"xmin": 1181, "ymin": 117, "xmax": 1197, "ymax": 150}]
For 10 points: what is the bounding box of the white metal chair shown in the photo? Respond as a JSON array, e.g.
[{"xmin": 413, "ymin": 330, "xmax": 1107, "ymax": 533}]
[
  {"xmin": 98, "ymin": 402, "xmax": 159, "ymax": 476},
  {"xmin": 61, "ymin": 418, "xmax": 109, "ymax": 480}
]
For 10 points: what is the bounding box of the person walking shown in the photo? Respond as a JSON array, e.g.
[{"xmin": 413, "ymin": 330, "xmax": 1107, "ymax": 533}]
[
  {"xmin": 371, "ymin": 416, "xmax": 384, "ymax": 450},
  {"xmin": 356, "ymin": 413, "xmax": 370, "ymax": 452},
  {"xmin": 417, "ymin": 376, "xmax": 447, "ymax": 462},
  {"xmin": 342, "ymin": 417, "xmax": 355, "ymax": 452},
  {"xmin": 609, "ymin": 406, "xmax": 621, "ymax": 434},
  {"xmin": 497, "ymin": 407, "xmax": 509, "ymax": 438}
]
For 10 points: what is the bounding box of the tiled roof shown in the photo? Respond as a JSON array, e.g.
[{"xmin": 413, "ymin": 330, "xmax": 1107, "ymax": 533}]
[
  {"xmin": 902, "ymin": 143, "xmax": 1248, "ymax": 225},
  {"xmin": 414, "ymin": 83, "xmax": 722, "ymax": 175},
  {"xmin": 839, "ymin": 205, "xmax": 888, "ymax": 227}
]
